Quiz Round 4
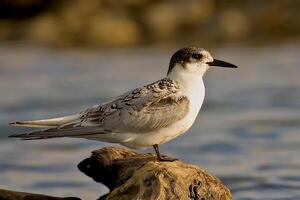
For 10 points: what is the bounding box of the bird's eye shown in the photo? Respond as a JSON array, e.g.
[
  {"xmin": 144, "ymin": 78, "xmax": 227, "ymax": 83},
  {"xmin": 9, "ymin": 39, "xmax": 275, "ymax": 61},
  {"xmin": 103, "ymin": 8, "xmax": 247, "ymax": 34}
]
[{"xmin": 191, "ymin": 53, "xmax": 202, "ymax": 60}]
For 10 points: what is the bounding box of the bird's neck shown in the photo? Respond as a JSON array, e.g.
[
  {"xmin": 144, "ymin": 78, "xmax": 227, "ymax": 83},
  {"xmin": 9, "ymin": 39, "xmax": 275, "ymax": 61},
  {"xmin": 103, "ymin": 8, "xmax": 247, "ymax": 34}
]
[
  {"xmin": 167, "ymin": 66, "xmax": 205, "ymax": 117},
  {"xmin": 167, "ymin": 66, "xmax": 205, "ymax": 94}
]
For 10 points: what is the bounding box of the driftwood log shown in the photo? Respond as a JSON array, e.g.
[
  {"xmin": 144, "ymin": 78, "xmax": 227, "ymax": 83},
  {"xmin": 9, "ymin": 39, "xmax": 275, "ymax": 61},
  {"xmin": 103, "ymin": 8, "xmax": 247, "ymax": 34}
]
[
  {"xmin": 0, "ymin": 188, "xmax": 80, "ymax": 200},
  {"xmin": 78, "ymin": 147, "xmax": 232, "ymax": 200},
  {"xmin": 1, "ymin": 147, "xmax": 232, "ymax": 200}
]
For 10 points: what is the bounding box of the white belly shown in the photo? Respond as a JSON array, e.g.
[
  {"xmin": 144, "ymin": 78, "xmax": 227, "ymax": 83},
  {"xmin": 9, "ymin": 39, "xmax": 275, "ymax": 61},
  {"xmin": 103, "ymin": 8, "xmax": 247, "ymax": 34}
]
[
  {"xmin": 85, "ymin": 103, "xmax": 202, "ymax": 149},
  {"xmin": 122, "ymin": 109, "xmax": 201, "ymax": 148}
]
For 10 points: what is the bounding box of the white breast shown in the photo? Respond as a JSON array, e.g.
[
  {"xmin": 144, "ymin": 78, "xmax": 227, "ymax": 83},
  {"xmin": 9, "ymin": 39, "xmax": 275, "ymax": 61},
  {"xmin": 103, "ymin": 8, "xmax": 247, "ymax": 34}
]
[
  {"xmin": 168, "ymin": 63, "xmax": 206, "ymax": 126},
  {"xmin": 156, "ymin": 76, "xmax": 205, "ymax": 143}
]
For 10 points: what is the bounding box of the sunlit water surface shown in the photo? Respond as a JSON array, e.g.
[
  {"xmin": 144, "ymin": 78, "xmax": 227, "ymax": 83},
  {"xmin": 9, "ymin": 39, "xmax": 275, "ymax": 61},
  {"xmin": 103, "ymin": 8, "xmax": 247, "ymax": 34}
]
[{"xmin": 0, "ymin": 44, "xmax": 300, "ymax": 199}]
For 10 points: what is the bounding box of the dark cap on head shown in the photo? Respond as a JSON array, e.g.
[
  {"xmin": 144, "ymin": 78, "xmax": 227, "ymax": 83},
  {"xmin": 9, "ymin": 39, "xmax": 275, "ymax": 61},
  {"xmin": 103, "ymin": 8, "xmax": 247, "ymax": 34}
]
[
  {"xmin": 167, "ymin": 47, "xmax": 205, "ymax": 74},
  {"xmin": 167, "ymin": 47, "xmax": 238, "ymax": 74}
]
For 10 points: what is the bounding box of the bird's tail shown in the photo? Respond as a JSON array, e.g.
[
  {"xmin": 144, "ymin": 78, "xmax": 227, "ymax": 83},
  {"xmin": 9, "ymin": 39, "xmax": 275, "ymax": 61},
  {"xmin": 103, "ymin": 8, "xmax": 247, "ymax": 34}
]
[
  {"xmin": 9, "ymin": 114, "xmax": 82, "ymax": 128},
  {"xmin": 8, "ymin": 126, "xmax": 104, "ymax": 140},
  {"xmin": 8, "ymin": 113, "xmax": 105, "ymax": 140}
]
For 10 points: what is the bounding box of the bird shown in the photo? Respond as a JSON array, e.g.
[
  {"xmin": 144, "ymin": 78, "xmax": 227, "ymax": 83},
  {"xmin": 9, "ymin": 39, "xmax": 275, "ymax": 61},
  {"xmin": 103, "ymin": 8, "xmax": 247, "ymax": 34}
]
[{"xmin": 9, "ymin": 47, "xmax": 237, "ymax": 161}]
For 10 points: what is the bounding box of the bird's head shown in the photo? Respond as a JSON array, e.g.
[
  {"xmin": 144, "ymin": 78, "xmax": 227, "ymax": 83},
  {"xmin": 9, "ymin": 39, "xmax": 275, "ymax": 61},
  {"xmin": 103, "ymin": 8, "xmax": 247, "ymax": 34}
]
[{"xmin": 167, "ymin": 47, "xmax": 237, "ymax": 77}]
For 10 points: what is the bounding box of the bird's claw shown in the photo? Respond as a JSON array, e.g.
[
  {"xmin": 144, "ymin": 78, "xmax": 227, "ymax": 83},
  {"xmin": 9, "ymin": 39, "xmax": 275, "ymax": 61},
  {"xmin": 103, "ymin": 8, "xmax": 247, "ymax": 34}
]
[{"xmin": 157, "ymin": 156, "xmax": 178, "ymax": 162}]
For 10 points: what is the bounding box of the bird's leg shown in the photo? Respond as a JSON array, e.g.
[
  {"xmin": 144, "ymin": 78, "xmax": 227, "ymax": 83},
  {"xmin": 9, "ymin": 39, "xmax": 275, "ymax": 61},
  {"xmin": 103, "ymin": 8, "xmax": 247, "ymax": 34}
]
[
  {"xmin": 153, "ymin": 144, "xmax": 163, "ymax": 160},
  {"xmin": 153, "ymin": 144, "xmax": 177, "ymax": 162}
]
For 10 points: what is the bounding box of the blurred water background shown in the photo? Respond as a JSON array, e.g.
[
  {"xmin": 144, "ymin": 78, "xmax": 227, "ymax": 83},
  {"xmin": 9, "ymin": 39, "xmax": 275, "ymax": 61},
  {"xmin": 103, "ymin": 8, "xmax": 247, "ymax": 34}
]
[{"xmin": 1, "ymin": 0, "xmax": 300, "ymax": 200}]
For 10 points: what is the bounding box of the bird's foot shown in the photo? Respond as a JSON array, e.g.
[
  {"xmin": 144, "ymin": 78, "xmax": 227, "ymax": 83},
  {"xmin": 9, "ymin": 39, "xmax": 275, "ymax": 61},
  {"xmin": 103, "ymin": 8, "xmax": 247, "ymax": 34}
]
[{"xmin": 157, "ymin": 155, "xmax": 178, "ymax": 162}]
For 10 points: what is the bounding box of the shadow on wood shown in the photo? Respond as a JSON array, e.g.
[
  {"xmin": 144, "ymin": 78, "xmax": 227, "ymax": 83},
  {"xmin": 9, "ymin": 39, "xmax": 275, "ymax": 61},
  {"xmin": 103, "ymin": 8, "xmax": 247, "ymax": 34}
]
[{"xmin": 78, "ymin": 147, "xmax": 232, "ymax": 200}]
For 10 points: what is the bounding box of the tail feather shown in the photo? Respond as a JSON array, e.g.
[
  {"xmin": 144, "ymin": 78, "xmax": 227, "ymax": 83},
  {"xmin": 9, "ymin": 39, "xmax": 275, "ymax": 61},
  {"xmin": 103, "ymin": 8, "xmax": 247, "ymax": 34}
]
[
  {"xmin": 9, "ymin": 113, "xmax": 106, "ymax": 140},
  {"xmin": 9, "ymin": 114, "xmax": 82, "ymax": 128},
  {"xmin": 9, "ymin": 126, "xmax": 105, "ymax": 140}
]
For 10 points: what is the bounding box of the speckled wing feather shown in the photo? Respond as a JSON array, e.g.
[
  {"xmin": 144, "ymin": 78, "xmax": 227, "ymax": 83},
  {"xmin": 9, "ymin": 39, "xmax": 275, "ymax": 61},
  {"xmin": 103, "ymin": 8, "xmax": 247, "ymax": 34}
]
[
  {"xmin": 82, "ymin": 78, "xmax": 189, "ymax": 133},
  {"xmin": 12, "ymin": 78, "xmax": 189, "ymax": 139}
]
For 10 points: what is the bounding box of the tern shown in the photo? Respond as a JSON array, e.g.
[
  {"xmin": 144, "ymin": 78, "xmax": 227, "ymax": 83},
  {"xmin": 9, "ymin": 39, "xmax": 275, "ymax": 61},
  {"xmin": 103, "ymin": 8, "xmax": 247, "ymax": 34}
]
[{"xmin": 9, "ymin": 47, "xmax": 237, "ymax": 161}]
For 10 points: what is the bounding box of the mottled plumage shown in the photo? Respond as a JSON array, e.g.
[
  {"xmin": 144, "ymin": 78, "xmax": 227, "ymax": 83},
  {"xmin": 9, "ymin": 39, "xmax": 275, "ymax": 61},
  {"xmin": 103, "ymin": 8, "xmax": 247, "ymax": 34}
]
[{"xmin": 10, "ymin": 78, "xmax": 189, "ymax": 141}]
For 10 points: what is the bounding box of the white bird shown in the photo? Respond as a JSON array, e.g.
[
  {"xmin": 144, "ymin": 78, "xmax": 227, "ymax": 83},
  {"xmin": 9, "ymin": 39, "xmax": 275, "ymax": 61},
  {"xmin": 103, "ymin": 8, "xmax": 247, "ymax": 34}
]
[{"xmin": 9, "ymin": 47, "xmax": 237, "ymax": 161}]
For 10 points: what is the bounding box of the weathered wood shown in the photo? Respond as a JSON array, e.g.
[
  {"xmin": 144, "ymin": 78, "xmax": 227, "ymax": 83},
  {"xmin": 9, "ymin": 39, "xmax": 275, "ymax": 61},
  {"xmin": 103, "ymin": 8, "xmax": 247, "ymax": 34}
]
[
  {"xmin": 78, "ymin": 147, "xmax": 232, "ymax": 200},
  {"xmin": 0, "ymin": 188, "xmax": 80, "ymax": 200},
  {"xmin": 1, "ymin": 147, "xmax": 232, "ymax": 200}
]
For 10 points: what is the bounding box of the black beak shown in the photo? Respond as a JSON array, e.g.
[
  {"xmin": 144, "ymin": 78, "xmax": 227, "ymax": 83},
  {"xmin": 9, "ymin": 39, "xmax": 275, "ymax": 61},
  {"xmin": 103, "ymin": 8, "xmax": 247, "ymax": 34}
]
[{"xmin": 207, "ymin": 59, "xmax": 238, "ymax": 68}]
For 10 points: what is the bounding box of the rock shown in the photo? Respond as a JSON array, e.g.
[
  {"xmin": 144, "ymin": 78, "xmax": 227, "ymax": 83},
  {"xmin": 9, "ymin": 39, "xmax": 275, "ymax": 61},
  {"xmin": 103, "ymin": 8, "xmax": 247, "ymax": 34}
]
[
  {"xmin": 0, "ymin": 188, "xmax": 80, "ymax": 200},
  {"xmin": 78, "ymin": 147, "xmax": 232, "ymax": 200}
]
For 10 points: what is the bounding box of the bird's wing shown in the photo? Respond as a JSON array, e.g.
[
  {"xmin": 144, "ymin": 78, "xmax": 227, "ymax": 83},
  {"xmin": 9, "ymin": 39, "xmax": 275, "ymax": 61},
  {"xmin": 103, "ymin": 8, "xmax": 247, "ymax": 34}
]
[
  {"xmin": 10, "ymin": 78, "xmax": 189, "ymax": 140},
  {"xmin": 82, "ymin": 78, "xmax": 189, "ymax": 133}
]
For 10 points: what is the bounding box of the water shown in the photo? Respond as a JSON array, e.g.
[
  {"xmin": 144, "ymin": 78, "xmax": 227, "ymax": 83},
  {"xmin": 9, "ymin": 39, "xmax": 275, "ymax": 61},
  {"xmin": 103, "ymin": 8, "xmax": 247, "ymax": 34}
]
[{"xmin": 0, "ymin": 44, "xmax": 300, "ymax": 199}]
